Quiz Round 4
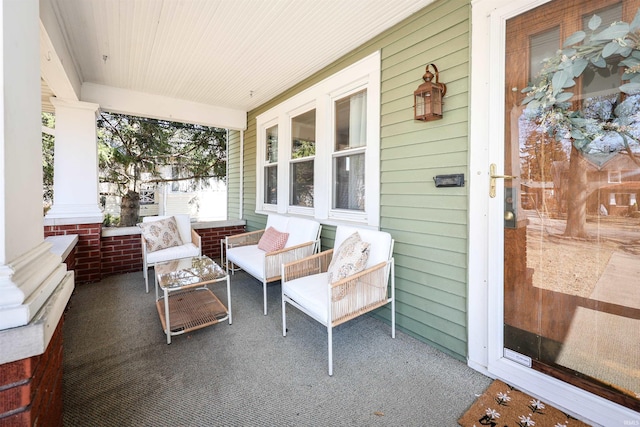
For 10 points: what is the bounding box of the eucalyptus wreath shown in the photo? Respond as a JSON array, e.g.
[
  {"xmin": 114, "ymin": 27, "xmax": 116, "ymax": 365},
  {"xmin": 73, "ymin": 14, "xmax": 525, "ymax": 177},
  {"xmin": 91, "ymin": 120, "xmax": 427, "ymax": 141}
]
[{"xmin": 521, "ymin": 9, "xmax": 640, "ymax": 157}]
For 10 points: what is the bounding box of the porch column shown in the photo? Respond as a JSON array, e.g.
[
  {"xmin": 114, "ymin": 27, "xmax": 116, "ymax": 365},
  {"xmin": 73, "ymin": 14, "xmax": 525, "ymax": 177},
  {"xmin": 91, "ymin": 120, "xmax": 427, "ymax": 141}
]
[
  {"xmin": 0, "ymin": 1, "xmax": 74, "ymax": 425},
  {"xmin": 44, "ymin": 99, "xmax": 102, "ymax": 223}
]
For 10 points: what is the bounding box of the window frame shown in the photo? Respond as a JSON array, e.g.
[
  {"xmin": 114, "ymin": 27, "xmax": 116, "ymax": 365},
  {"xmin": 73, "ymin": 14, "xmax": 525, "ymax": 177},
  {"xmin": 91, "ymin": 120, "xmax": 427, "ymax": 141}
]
[
  {"xmin": 256, "ymin": 51, "xmax": 381, "ymax": 227},
  {"xmin": 258, "ymin": 119, "xmax": 280, "ymax": 212}
]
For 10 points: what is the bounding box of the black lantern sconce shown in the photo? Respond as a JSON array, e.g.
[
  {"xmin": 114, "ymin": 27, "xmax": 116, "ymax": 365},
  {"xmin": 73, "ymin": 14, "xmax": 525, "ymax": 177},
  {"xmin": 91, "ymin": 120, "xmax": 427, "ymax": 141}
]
[{"xmin": 414, "ymin": 64, "xmax": 447, "ymax": 121}]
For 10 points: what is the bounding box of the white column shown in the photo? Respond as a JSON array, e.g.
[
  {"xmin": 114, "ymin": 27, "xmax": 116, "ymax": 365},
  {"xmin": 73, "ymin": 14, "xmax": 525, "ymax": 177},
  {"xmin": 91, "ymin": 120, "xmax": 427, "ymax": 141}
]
[
  {"xmin": 0, "ymin": 0, "xmax": 73, "ymax": 338},
  {"xmin": 44, "ymin": 99, "xmax": 103, "ymax": 225}
]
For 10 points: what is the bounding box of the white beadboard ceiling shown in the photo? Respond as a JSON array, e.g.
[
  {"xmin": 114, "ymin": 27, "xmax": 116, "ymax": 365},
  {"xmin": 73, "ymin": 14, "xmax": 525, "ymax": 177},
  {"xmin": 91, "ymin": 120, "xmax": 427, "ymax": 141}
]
[{"xmin": 45, "ymin": 0, "xmax": 434, "ymax": 118}]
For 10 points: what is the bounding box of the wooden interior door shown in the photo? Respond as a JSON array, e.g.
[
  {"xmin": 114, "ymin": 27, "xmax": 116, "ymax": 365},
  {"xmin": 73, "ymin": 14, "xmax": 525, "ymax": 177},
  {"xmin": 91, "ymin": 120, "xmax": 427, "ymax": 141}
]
[{"xmin": 504, "ymin": 0, "xmax": 640, "ymax": 410}]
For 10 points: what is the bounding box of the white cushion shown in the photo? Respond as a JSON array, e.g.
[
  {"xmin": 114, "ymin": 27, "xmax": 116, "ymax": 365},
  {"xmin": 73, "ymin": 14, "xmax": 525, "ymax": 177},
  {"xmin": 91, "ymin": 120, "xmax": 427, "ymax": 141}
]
[
  {"xmin": 143, "ymin": 214, "xmax": 192, "ymax": 244},
  {"xmin": 285, "ymin": 217, "xmax": 321, "ymax": 247},
  {"xmin": 146, "ymin": 242, "xmax": 200, "ymax": 264},
  {"xmin": 282, "ymin": 272, "xmax": 329, "ymax": 324},
  {"xmin": 227, "ymin": 245, "xmax": 266, "ymax": 280},
  {"xmin": 334, "ymin": 226, "xmax": 392, "ymax": 268},
  {"xmin": 266, "ymin": 215, "xmax": 289, "ymax": 235}
]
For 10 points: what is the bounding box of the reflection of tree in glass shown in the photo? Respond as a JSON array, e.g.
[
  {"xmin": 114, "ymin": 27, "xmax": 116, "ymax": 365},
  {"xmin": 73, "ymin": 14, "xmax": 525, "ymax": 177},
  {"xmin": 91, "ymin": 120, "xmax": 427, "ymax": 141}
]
[
  {"xmin": 292, "ymin": 139, "xmax": 315, "ymax": 159},
  {"xmin": 521, "ymin": 10, "xmax": 640, "ymax": 237}
]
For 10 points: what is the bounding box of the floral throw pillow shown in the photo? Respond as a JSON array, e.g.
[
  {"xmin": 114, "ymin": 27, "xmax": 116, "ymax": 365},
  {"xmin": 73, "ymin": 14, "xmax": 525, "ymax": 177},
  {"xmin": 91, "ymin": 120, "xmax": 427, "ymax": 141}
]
[
  {"xmin": 257, "ymin": 226, "xmax": 289, "ymax": 252},
  {"xmin": 139, "ymin": 216, "xmax": 184, "ymax": 253},
  {"xmin": 327, "ymin": 232, "xmax": 370, "ymax": 284}
]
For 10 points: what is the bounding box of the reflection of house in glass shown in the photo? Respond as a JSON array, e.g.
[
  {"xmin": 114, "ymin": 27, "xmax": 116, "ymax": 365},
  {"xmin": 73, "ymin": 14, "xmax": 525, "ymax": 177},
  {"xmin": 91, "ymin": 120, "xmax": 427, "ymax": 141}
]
[{"xmin": 547, "ymin": 154, "xmax": 640, "ymax": 217}]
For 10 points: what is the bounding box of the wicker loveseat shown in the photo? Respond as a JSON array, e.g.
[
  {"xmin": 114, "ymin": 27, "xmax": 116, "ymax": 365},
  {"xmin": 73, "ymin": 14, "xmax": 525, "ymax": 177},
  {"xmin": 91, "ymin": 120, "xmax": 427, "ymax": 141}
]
[{"xmin": 223, "ymin": 214, "xmax": 322, "ymax": 315}]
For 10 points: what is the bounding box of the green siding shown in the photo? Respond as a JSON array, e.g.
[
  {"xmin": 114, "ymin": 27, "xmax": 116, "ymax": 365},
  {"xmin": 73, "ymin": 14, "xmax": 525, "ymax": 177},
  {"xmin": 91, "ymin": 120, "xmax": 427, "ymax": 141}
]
[
  {"xmin": 236, "ymin": 0, "xmax": 471, "ymax": 361},
  {"xmin": 227, "ymin": 130, "xmax": 241, "ymax": 219}
]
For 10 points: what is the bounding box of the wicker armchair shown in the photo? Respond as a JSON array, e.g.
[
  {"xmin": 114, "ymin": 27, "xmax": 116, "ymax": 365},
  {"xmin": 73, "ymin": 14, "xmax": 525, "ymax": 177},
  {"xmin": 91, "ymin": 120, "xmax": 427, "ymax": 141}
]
[
  {"xmin": 281, "ymin": 225, "xmax": 395, "ymax": 375},
  {"xmin": 223, "ymin": 214, "xmax": 322, "ymax": 315}
]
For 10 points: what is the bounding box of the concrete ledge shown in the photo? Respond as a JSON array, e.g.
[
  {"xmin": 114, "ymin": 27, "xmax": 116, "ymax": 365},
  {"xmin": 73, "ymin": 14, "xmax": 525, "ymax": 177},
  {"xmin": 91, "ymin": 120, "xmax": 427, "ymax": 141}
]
[
  {"xmin": 0, "ymin": 272, "xmax": 74, "ymax": 364},
  {"xmin": 101, "ymin": 219, "xmax": 246, "ymax": 237},
  {"xmin": 45, "ymin": 234, "xmax": 79, "ymax": 260}
]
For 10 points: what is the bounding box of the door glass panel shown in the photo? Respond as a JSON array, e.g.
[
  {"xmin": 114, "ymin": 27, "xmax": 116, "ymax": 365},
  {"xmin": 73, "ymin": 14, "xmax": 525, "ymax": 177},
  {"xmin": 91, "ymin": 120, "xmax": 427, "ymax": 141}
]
[
  {"xmin": 504, "ymin": 0, "xmax": 640, "ymax": 409},
  {"xmin": 529, "ymin": 28, "xmax": 559, "ymax": 80}
]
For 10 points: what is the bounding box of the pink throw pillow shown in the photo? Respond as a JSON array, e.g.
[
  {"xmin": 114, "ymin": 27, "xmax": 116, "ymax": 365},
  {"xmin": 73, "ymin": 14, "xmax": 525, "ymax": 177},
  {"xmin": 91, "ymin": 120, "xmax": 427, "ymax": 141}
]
[{"xmin": 257, "ymin": 227, "xmax": 289, "ymax": 252}]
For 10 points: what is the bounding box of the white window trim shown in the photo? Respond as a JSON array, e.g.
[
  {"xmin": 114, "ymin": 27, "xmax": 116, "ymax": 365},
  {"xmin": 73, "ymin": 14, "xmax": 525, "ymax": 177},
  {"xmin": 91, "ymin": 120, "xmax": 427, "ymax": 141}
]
[
  {"xmin": 258, "ymin": 118, "xmax": 280, "ymax": 212},
  {"xmin": 256, "ymin": 51, "xmax": 381, "ymax": 227}
]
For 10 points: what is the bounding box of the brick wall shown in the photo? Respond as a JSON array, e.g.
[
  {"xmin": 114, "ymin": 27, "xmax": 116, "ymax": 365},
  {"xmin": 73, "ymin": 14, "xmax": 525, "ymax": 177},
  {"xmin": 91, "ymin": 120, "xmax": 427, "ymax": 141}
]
[
  {"xmin": 46, "ymin": 223, "xmax": 246, "ymax": 283},
  {"xmin": 198, "ymin": 225, "xmax": 245, "ymax": 262},
  {"xmin": 99, "ymin": 224, "xmax": 246, "ymax": 280},
  {"xmin": 101, "ymin": 234, "xmax": 143, "ymax": 277},
  {"xmin": 0, "ymin": 319, "xmax": 64, "ymax": 427},
  {"xmin": 44, "ymin": 224, "xmax": 102, "ymax": 284}
]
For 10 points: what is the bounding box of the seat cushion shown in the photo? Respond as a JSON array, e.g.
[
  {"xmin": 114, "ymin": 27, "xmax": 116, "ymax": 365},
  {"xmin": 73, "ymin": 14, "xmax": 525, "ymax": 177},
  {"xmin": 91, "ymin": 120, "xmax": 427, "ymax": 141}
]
[
  {"xmin": 139, "ymin": 216, "xmax": 183, "ymax": 252},
  {"xmin": 283, "ymin": 272, "xmax": 329, "ymax": 324},
  {"xmin": 227, "ymin": 245, "xmax": 266, "ymax": 281},
  {"xmin": 257, "ymin": 226, "xmax": 289, "ymax": 252},
  {"xmin": 327, "ymin": 232, "xmax": 370, "ymax": 284},
  {"xmin": 146, "ymin": 243, "xmax": 200, "ymax": 264}
]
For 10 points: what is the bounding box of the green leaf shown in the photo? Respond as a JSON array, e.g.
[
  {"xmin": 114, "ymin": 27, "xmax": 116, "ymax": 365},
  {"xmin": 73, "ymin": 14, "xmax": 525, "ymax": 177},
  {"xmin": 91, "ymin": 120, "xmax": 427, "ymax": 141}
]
[
  {"xmin": 620, "ymin": 57, "xmax": 640, "ymax": 68},
  {"xmin": 591, "ymin": 22, "xmax": 630, "ymax": 41},
  {"xmin": 569, "ymin": 117, "xmax": 589, "ymax": 126},
  {"xmin": 552, "ymin": 70, "xmax": 572, "ymax": 94},
  {"xmin": 522, "ymin": 95, "xmax": 534, "ymax": 104},
  {"xmin": 602, "ymin": 41, "xmax": 620, "ymax": 58},
  {"xmin": 591, "ymin": 56, "xmax": 606, "ymax": 68},
  {"xmin": 618, "ymin": 46, "xmax": 632, "ymax": 58},
  {"xmin": 571, "ymin": 129, "xmax": 585, "ymax": 140},
  {"xmin": 563, "ymin": 31, "xmax": 586, "ymax": 47},
  {"xmin": 572, "ymin": 58, "xmax": 589, "ymax": 77},
  {"xmin": 588, "ymin": 15, "xmax": 602, "ymax": 31},
  {"xmin": 631, "ymin": 8, "xmax": 640, "ymax": 32},
  {"xmin": 555, "ymin": 92, "xmax": 574, "ymax": 103},
  {"xmin": 620, "ymin": 82, "xmax": 640, "ymax": 94},
  {"xmin": 526, "ymin": 100, "xmax": 542, "ymax": 110},
  {"xmin": 562, "ymin": 78, "xmax": 576, "ymax": 88}
]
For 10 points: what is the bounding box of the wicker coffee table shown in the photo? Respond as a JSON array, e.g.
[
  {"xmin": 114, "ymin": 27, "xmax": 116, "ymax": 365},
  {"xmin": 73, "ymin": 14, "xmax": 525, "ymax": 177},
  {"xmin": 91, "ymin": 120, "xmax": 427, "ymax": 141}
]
[{"xmin": 155, "ymin": 256, "xmax": 231, "ymax": 344}]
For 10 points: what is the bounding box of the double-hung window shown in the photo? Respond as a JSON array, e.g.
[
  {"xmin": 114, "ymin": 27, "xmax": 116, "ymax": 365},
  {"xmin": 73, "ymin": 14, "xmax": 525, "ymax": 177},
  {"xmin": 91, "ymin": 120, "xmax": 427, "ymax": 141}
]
[
  {"xmin": 264, "ymin": 124, "xmax": 278, "ymax": 206},
  {"xmin": 333, "ymin": 90, "xmax": 366, "ymax": 212},
  {"xmin": 256, "ymin": 51, "xmax": 381, "ymax": 227},
  {"xmin": 290, "ymin": 109, "xmax": 315, "ymax": 208}
]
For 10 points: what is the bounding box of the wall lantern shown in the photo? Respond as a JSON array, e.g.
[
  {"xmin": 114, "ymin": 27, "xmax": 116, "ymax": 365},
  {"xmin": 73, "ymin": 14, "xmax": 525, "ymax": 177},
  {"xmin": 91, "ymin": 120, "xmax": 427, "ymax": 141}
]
[{"xmin": 414, "ymin": 63, "xmax": 447, "ymax": 121}]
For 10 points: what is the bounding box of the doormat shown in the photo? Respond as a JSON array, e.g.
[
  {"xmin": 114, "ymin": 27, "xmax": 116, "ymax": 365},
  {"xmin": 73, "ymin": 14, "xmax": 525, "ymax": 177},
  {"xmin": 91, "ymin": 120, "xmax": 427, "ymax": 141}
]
[{"xmin": 458, "ymin": 379, "xmax": 592, "ymax": 427}]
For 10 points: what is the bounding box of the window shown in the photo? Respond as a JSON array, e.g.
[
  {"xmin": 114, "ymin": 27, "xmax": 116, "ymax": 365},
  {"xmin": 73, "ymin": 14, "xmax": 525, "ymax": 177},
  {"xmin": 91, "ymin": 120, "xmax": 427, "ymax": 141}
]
[
  {"xmin": 334, "ymin": 90, "xmax": 366, "ymax": 211},
  {"xmin": 608, "ymin": 170, "xmax": 621, "ymax": 184},
  {"xmin": 264, "ymin": 125, "xmax": 278, "ymax": 205},
  {"xmin": 256, "ymin": 51, "xmax": 381, "ymax": 227},
  {"xmin": 290, "ymin": 109, "xmax": 315, "ymax": 207}
]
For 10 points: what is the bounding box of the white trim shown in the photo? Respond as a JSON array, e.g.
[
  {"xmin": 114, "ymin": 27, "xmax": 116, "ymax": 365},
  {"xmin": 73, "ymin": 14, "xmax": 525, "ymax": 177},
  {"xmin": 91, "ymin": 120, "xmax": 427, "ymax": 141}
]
[
  {"xmin": 81, "ymin": 82, "xmax": 247, "ymax": 131},
  {"xmin": 469, "ymin": 0, "xmax": 639, "ymax": 424},
  {"xmin": 255, "ymin": 51, "xmax": 381, "ymax": 227}
]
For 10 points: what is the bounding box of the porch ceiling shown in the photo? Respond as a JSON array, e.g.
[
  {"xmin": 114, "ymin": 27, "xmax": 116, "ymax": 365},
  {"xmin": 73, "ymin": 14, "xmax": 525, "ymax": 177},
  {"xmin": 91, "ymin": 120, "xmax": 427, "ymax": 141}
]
[{"xmin": 42, "ymin": 0, "xmax": 434, "ymax": 123}]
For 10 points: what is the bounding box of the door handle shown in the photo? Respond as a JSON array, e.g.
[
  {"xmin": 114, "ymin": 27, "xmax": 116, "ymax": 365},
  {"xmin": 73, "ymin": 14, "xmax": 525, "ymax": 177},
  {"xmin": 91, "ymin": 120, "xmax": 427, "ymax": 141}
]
[{"xmin": 490, "ymin": 163, "xmax": 518, "ymax": 198}]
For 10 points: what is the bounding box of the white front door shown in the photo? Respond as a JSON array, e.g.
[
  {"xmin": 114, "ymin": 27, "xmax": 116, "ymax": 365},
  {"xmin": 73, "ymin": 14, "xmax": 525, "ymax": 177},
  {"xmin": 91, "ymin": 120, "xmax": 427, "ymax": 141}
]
[{"xmin": 469, "ymin": 0, "xmax": 640, "ymax": 424}]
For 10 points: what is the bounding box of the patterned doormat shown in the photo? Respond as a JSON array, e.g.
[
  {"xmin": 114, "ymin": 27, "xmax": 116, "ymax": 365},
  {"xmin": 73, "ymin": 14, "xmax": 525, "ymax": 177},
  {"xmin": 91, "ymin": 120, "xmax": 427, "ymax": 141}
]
[{"xmin": 458, "ymin": 380, "xmax": 592, "ymax": 427}]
